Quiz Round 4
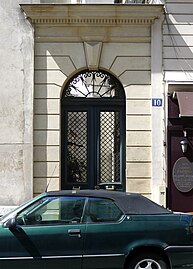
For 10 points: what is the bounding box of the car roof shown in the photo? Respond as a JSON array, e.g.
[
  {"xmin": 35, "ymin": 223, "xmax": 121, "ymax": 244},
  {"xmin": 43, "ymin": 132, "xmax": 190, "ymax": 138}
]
[{"xmin": 46, "ymin": 190, "xmax": 171, "ymax": 215}]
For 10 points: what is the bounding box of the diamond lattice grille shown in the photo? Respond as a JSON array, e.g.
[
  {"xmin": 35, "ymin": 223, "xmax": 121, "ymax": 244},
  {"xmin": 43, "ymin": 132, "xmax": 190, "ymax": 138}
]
[
  {"xmin": 67, "ymin": 112, "xmax": 88, "ymax": 183},
  {"xmin": 100, "ymin": 112, "xmax": 120, "ymax": 183}
]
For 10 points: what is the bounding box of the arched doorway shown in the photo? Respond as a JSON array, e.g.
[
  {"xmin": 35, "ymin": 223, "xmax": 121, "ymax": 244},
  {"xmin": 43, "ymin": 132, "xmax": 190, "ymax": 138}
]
[{"xmin": 61, "ymin": 70, "xmax": 126, "ymax": 191}]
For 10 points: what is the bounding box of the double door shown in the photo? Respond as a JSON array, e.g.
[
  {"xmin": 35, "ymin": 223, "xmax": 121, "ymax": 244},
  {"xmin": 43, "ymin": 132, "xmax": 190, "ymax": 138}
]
[{"xmin": 61, "ymin": 103, "xmax": 125, "ymax": 191}]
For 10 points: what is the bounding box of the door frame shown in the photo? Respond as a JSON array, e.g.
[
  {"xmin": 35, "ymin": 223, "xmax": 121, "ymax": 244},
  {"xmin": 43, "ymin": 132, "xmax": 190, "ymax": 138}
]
[
  {"xmin": 167, "ymin": 94, "xmax": 193, "ymax": 212},
  {"xmin": 61, "ymin": 99, "xmax": 126, "ymax": 191},
  {"xmin": 60, "ymin": 69, "xmax": 126, "ymax": 191}
]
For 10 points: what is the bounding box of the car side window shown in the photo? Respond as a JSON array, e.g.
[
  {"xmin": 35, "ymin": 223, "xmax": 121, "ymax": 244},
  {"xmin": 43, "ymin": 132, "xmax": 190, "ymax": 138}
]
[
  {"xmin": 15, "ymin": 196, "xmax": 86, "ymax": 226},
  {"xmin": 85, "ymin": 197, "xmax": 123, "ymax": 223}
]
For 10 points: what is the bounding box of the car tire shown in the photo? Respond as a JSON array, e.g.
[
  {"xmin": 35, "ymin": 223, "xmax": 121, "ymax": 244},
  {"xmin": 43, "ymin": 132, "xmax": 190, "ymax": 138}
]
[{"xmin": 126, "ymin": 252, "xmax": 169, "ymax": 269}]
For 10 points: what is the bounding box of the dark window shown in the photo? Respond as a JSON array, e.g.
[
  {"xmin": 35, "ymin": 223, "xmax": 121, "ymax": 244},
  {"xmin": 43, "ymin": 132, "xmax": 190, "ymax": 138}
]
[{"xmin": 84, "ymin": 197, "xmax": 123, "ymax": 223}]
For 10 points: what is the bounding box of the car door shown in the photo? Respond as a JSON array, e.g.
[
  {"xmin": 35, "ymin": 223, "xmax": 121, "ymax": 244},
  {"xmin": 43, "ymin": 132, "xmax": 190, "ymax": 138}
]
[
  {"xmin": 1, "ymin": 195, "xmax": 86, "ymax": 269},
  {"xmin": 82, "ymin": 197, "xmax": 126, "ymax": 269},
  {"xmin": 0, "ymin": 224, "xmax": 45, "ymax": 269}
]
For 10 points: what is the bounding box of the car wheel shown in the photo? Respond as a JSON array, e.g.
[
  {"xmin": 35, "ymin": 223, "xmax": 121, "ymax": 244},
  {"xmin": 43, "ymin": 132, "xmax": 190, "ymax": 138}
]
[{"xmin": 126, "ymin": 253, "xmax": 168, "ymax": 269}]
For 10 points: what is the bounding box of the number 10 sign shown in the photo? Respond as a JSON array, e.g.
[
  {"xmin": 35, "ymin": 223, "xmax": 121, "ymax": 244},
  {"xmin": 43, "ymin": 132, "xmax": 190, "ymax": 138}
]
[{"xmin": 152, "ymin": 98, "xmax": 162, "ymax": 107}]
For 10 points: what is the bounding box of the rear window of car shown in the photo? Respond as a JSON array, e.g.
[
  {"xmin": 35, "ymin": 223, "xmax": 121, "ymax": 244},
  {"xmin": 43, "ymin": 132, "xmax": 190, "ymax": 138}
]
[{"xmin": 85, "ymin": 197, "xmax": 123, "ymax": 223}]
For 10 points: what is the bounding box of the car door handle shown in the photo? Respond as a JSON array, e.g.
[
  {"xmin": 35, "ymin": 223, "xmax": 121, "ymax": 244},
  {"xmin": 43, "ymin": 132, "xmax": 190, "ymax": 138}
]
[{"xmin": 68, "ymin": 229, "xmax": 81, "ymax": 238}]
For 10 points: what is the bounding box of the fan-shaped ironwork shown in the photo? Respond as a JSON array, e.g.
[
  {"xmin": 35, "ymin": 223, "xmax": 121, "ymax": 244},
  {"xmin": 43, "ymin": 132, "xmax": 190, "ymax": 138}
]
[{"xmin": 64, "ymin": 70, "xmax": 124, "ymax": 98}]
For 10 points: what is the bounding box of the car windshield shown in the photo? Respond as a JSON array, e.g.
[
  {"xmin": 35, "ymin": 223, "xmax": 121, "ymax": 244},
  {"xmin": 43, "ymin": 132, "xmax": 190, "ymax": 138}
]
[{"xmin": 0, "ymin": 194, "xmax": 45, "ymax": 222}]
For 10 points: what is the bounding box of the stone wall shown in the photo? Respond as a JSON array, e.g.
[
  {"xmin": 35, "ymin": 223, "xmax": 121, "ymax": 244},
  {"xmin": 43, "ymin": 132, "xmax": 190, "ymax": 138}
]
[
  {"xmin": 30, "ymin": 4, "xmax": 163, "ymax": 197},
  {"xmin": 0, "ymin": 0, "xmax": 34, "ymax": 213}
]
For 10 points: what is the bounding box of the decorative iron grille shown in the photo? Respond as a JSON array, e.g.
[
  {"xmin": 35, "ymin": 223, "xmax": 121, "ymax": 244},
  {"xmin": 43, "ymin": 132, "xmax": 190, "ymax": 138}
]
[
  {"xmin": 67, "ymin": 112, "xmax": 88, "ymax": 183},
  {"xmin": 64, "ymin": 70, "xmax": 124, "ymax": 98},
  {"xmin": 99, "ymin": 111, "xmax": 120, "ymax": 183}
]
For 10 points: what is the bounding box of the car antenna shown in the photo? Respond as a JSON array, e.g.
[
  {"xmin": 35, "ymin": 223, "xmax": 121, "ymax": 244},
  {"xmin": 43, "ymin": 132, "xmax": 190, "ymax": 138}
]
[{"xmin": 45, "ymin": 164, "xmax": 58, "ymax": 193}]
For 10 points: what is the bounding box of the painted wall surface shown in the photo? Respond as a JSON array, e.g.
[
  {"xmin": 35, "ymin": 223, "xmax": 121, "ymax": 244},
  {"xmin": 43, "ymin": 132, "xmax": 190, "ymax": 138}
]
[{"xmin": 0, "ymin": 0, "xmax": 34, "ymax": 210}]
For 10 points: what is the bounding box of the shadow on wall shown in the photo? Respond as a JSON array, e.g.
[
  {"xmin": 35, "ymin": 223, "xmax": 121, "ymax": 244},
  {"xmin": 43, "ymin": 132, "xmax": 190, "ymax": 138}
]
[{"xmin": 164, "ymin": 2, "xmax": 193, "ymax": 79}]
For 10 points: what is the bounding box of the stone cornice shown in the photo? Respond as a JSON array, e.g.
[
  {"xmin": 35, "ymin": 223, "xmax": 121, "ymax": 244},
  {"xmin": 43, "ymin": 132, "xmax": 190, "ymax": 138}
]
[{"xmin": 20, "ymin": 4, "xmax": 164, "ymax": 26}]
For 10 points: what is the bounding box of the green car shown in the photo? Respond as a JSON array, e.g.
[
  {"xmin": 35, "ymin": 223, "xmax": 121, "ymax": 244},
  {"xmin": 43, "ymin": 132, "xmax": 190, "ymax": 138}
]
[{"xmin": 0, "ymin": 190, "xmax": 193, "ymax": 269}]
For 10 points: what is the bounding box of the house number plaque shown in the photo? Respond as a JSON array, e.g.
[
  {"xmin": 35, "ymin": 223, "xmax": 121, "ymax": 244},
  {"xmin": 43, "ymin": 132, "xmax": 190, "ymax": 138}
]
[{"xmin": 173, "ymin": 157, "xmax": 193, "ymax": 193}]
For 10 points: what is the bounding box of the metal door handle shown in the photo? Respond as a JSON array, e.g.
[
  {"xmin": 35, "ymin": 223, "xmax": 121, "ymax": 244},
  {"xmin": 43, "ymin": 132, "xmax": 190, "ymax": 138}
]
[{"xmin": 68, "ymin": 229, "xmax": 81, "ymax": 238}]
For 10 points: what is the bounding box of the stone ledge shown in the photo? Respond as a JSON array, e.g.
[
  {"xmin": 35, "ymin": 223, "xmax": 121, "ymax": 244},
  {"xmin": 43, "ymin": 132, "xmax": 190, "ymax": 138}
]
[{"xmin": 20, "ymin": 4, "xmax": 164, "ymax": 25}]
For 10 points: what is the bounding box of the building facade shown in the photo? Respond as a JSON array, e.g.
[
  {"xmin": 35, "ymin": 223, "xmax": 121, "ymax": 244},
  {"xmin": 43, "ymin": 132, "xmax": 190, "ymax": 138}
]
[{"xmin": 0, "ymin": 0, "xmax": 193, "ymax": 214}]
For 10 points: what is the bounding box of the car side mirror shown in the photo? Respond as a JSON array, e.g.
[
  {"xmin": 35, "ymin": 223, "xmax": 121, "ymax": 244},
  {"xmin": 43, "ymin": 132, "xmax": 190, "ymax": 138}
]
[{"xmin": 3, "ymin": 217, "xmax": 17, "ymax": 229}]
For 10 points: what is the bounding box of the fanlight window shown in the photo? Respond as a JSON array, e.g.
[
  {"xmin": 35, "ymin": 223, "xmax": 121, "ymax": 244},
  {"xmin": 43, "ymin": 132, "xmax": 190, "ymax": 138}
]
[{"xmin": 64, "ymin": 70, "xmax": 124, "ymax": 98}]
